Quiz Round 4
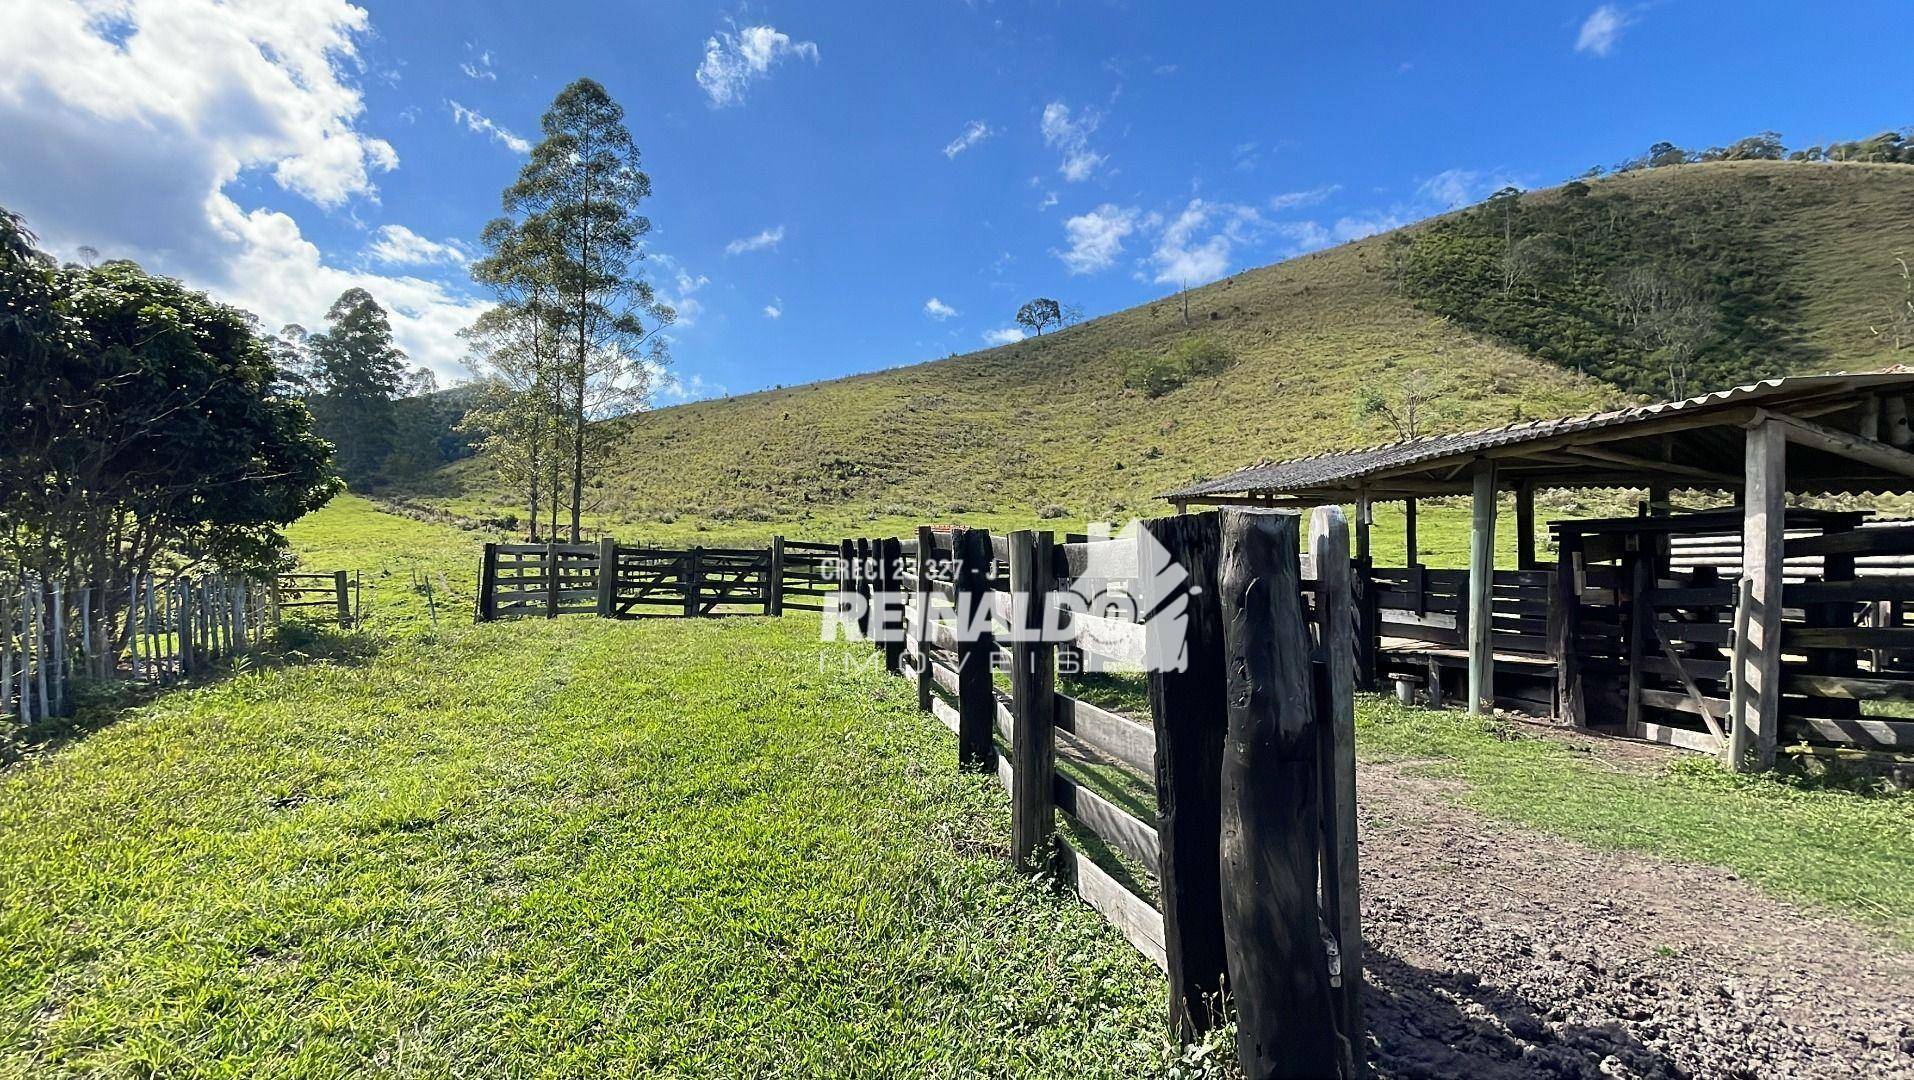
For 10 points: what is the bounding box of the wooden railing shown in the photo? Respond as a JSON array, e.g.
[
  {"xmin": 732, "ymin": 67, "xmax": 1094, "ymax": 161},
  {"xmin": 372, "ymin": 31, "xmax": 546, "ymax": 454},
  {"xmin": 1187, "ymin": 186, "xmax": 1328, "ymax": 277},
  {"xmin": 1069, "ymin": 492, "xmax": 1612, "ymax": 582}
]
[
  {"xmin": 839, "ymin": 508, "xmax": 1363, "ymax": 1077},
  {"xmin": 474, "ymin": 537, "xmax": 835, "ymax": 622}
]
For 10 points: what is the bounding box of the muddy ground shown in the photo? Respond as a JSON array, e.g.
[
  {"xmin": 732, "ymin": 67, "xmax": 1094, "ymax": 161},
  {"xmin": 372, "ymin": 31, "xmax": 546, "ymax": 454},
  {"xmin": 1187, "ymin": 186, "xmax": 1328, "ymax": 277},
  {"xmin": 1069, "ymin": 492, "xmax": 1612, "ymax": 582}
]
[{"xmin": 1357, "ymin": 746, "xmax": 1913, "ymax": 1079}]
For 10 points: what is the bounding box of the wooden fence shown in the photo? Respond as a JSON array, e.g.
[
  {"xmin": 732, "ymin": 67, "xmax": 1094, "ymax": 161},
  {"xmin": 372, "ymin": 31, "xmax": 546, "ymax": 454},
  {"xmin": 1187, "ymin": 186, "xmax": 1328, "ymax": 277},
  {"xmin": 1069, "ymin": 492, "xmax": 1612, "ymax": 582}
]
[
  {"xmin": 2, "ymin": 569, "xmax": 350, "ymax": 726},
  {"xmin": 475, "ymin": 537, "xmax": 837, "ymax": 621},
  {"xmin": 839, "ymin": 507, "xmax": 1363, "ymax": 1077}
]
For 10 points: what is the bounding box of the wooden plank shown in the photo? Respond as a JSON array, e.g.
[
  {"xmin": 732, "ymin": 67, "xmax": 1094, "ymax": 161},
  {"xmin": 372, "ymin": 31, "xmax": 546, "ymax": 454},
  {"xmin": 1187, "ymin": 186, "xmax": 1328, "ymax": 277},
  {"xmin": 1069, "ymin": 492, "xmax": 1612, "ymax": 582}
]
[
  {"xmin": 1634, "ymin": 718, "xmax": 1724, "ymax": 754},
  {"xmin": 1770, "ymin": 409, "xmax": 1914, "ymax": 480},
  {"xmin": 1789, "ymin": 626, "xmax": 1914, "ymax": 649},
  {"xmin": 1784, "ymin": 715, "xmax": 1914, "ymax": 750},
  {"xmin": 1054, "ymin": 771, "xmax": 1160, "ymax": 876},
  {"xmin": 1055, "ymin": 693, "xmax": 1155, "ymax": 775},
  {"xmin": 1468, "ymin": 461, "xmax": 1498, "ymax": 715},
  {"xmin": 1217, "ymin": 508, "xmax": 1348, "ymax": 1079},
  {"xmin": 1784, "ymin": 673, "xmax": 1914, "ymax": 701},
  {"xmin": 1071, "ymin": 611, "xmax": 1149, "ymax": 667},
  {"xmin": 1058, "ymin": 840, "xmax": 1166, "ymax": 972},
  {"xmin": 1310, "ymin": 505, "xmax": 1363, "ymax": 1053},
  {"xmin": 930, "ymin": 696, "xmax": 960, "ymax": 735},
  {"xmin": 1785, "ymin": 527, "xmax": 1914, "ymax": 559},
  {"xmin": 1140, "ymin": 511, "xmax": 1230, "ymax": 1042},
  {"xmin": 1058, "ymin": 536, "xmax": 1140, "ymax": 582},
  {"xmin": 1729, "ymin": 421, "xmax": 1786, "ymax": 773}
]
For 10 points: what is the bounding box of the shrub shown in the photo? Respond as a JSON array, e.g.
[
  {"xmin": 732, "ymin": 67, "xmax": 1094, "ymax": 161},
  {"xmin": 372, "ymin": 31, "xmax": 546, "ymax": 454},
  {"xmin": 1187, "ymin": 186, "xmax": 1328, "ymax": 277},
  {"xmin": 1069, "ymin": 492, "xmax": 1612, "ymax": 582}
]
[
  {"xmin": 1170, "ymin": 336, "xmax": 1233, "ymax": 376},
  {"xmin": 1119, "ymin": 336, "xmax": 1235, "ymax": 397},
  {"xmin": 1038, "ymin": 504, "xmax": 1068, "ymax": 519}
]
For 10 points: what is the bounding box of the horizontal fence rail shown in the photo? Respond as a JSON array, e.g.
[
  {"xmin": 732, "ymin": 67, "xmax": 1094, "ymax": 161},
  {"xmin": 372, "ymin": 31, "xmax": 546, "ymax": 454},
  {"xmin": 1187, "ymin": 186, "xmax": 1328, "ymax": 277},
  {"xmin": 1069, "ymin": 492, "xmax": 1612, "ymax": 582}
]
[{"xmin": 475, "ymin": 536, "xmax": 837, "ymax": 622}]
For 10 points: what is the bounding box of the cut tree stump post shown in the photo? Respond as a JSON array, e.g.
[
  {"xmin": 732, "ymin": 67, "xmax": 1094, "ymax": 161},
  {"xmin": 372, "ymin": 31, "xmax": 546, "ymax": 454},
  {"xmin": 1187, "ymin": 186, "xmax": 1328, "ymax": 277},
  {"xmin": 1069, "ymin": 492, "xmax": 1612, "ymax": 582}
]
[
  {"xmin": 1309, "ymin": 505, "xmax": 1363, "ymax": 1064},
  {"xmin": 1730, "ymin": 419, "xmax": 1785, "ymax": 771},
  {"xmin": 543, "ymin": 545, "xmax": 559, "ymax": 620},
  {"xmin": 477, "ymin": 543, "xmax": 498, "ymax": 623},
  {"xmin": 684, "ymin": 547, "xmax": 702, "ymax": 618},
  {"xmin": 1219, "ymin": 508, "xmax": 1349, "ymax": 1080},
  {"xmin": 1007, "ymin": 529, "xmax": 1057, "ymax": 873},
  {"xmin": 837, "ymin": 539, "xmax": 857, "ymax": 636},
  {"xmin": 1550, "ymin": 531, "xmax": 1586, "ymax": 727},
  {"xmin": 953, "ymin": 527, "xmax": 998, "ymax": 772},
  {"xmin": 1141, "ymin": 511, "xmax": 1230, "ymax": 1042},
  {"xmin": 1467, "ymin": 460, "xmax": 1498, "ymax": 714}
]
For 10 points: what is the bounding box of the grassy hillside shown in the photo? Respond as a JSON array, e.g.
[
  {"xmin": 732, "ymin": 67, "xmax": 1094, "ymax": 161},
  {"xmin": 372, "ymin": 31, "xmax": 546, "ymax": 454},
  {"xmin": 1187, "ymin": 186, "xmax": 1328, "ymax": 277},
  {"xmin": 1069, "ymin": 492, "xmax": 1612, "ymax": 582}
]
[{"xmin": 411, "ymin": 161, "xmax": 1914, "ymax": 545}]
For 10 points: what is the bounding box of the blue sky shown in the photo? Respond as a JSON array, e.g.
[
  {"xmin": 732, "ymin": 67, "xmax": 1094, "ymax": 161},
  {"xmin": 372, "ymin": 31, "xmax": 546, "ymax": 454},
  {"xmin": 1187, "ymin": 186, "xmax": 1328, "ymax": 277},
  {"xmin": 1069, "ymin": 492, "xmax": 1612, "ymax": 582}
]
[{"xmin": 1, "ymin": 2, "xmax": 1907, "ymax": 402}]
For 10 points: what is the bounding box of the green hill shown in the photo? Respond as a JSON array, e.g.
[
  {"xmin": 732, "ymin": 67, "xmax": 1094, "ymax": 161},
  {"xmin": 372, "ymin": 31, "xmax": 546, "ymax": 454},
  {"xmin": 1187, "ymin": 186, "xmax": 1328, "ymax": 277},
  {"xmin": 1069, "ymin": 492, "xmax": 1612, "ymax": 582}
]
[{"xmin": 409, "ymin": 161, "xmax": 1914, "ymax": 543}]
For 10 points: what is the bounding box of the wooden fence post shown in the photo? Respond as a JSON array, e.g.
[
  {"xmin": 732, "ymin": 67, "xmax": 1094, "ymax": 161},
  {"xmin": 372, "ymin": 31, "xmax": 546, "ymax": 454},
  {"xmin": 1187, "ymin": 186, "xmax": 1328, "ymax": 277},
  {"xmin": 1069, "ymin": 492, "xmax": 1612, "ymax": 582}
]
[
  {"xmin": 879, "ymin": 537, "xmax": 905, "ymax": 674},
  {"xmin": 855, "ymin": 538, "xmax": 875, "ymax": 641},
  {"xmin": 1141, "ymin": 511, "xmax": 1230, "ymax": 1042},
  {"xmin": 915, "ymin": 526, "xmax": 935, "ymax": 711},
  {"xmin": 1219, "ymin": 508, "xmax": 1348, "ymax": 1079},
  {"xmin": 1549, "ymin": 531, "xmax": 1585, "ymax": 726},
  {"xmin": 1310, "ymin": 506, "xmax": 1363, "ymax": 1067},
  {"xmin": 768, "ymin": 535, "xmax": 785, "ymax": 617},
  {"xmin": 953, "ymin": 527, "xmax": 998, "ymax": 772},
  {"xmin": 477, "ymin": 543, "xmax": 498, "ymax": 622},
  {"xmin": 334, "ymin": 570, "xmax": 353, "ymax": 627},
  {"xmin": 597, "ymin": 536, "xmax": 618, "ymax": 618},
  {"xmin": 1008, "ymin": 529, "xmax": 1057, "ymax": 872},
  {"xmin": 684, "ymin": 546, "xmax": 703, "ymax": 618},
  {"xmin": 543, "ymin": 544, "xmax": 559, "ymax": 620}
]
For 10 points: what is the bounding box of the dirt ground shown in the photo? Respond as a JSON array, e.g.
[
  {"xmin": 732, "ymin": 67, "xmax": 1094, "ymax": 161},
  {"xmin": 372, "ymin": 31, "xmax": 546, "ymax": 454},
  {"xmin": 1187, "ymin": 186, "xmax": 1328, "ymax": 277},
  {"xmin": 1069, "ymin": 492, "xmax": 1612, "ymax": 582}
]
[{"xmin": 1357, "ymin": 753, "xmax": 1914, "ymax": 1079}]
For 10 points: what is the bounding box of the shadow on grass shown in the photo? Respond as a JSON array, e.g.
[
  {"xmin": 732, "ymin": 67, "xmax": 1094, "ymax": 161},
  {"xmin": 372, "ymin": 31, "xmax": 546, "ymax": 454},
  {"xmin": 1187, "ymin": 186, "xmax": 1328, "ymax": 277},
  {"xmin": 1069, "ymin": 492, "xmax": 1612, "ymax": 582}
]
[
  {"xmin": 1, "ymin": 621, "xmax": 379, "ymax": 766},
  {"xmin": 1364, "ymin": 949, "xmax": 1676, "ymax": 1079}
]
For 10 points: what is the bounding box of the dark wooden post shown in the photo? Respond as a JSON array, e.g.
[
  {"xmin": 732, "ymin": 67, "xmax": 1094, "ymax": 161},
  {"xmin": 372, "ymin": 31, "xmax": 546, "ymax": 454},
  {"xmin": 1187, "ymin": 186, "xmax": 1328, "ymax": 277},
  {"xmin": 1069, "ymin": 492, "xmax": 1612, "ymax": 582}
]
[
  {"xmin": 596, "ymin": 536, "xmax": 618, "ymax": 618},
  {"xmin": 854, "ymin": 538, "xmax": 874, "ymax": 641},
  {"xmin": 1403, "ymin": 497, "xmax": 1419, "ymax": 566},
  {"xmin": 543, "ymin": 543, "xmax": 559, "ymax": 619},
  {"xmin": 1515, "ymin": 480, "xmax": 1537, "ymax": 570},
  {"xmin": 1008, "ymin": 529, "xmax": 1057, "ymax": 872},
  {"xmin": 879, "ymin": 537, "xmax": 905, "ymax": 674},
  {"xmin": 1141, "ymin": 511, "xmax": 1230, "ymax": 1042},
  {"xmin": 477, "ymin": 543, "xmax": 498, "ymax": 622},
  {"xmin": 684, "ymin": 546, "xmax": 703, "ymax": 618},
  {"xmin": 953, "ymin": 527, "xmax": 998, "ymax": 771},
  {"xmin": 767, "ymin": 535, "xmax": 785, "ymax": 616},
  {"xmin": 837, "ymin": 538, "xmax": 856, "ymax": 634},
  {"xmin": 1623, "ymin": 539, "xmax": 1652, "ymax": 732},
  {"xmin": 334, "ymin": 570, "xmax": 352, "ymax": 627},
  {"xmin": 1550, "ymin": 531, "xmax": 1587, "ymax": 727},
  {"xmin": 1353, "ymin": 495, "xmax": 1377, "ymax": 690},
  {"xmin": 1219, "ymin": 508, "xmax": 1348, "ymax": 1079},
  {"xmin": 1309, "ymin": 506, "xmax": 1363, "ymax": 1062},
  {"xmin": 1729, "ymin": 420, "xmax": 1785, "ymax": 772},
  {"xmin": 914, "ymin": 526, "xmax": 935, "ymax": 711}
]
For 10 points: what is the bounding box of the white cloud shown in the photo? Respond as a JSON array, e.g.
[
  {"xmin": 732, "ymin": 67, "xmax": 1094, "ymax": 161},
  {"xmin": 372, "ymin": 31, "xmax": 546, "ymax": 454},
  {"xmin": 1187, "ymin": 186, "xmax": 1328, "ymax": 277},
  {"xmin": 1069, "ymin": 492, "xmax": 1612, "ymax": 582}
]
[
  {"xmin": 763, "ymin": 299, "xmax": 782, "ymax": 319},
  {"xmin": 656, "ymin": 262, "xmax": 710, "ymax": 326},
  {"xmin": 1575, "ymin": 5, "xmax": 1633, "ymax": 57},
  {"xmin": 1268, "ymin": 184, "xmax": 1340, "ymax": 211},
  {"xmin": 0, "ymin": 0, "xmax": 487, "ymax": 377},
  {"xmin": 1417, "ymin": 168, "xmax": 1522, "ymax": 209},
  {"xmin": 448, "ymin": 100, "xmax": 530, "ymax": 154},
  {"xmin": 658, "ymin": 370, "xmax": 729, "ymax": 403},
  {"xmin": 366, "ymin": 224, "xmax": 466, "ymax": 267},
  {"xmin": 923, "ymin": 297, "xmax": 958, "ymax": 320},
  {"xmin": 696, "ymin": 24, "xmax": 818, "ymax": 107},
  {"xmin": 1037, "ymin": 190, "xmax": 1058, "ymax": 211},
  {"xmin": 460, "ymin": 46, "xmax": 497, "ymax": 81},
  {"xmin": 983, "ymin": 327, "xmax": 1028, "ymax": 346},
  {"xmin": 1041, "ymin": 101, "xmax": 1107, "ymax": 183},
  {"xmin": 725, "ymin": 225, "xmax": 785, "ymax": 255},
  {"xmin": 1053, "ymin": 203, "xmax": 1137, "ymax": 274},
  {"xmin": 1232, "ymin": 141, "xmax": 1261, "ymax": 173},
  {"xmin": 1146, "ymin": 199, "xmax": 1264, "ymax": 286},
  {"xmin": 942, "ymin": 119, "xmax": 995, "ymax": 159}
]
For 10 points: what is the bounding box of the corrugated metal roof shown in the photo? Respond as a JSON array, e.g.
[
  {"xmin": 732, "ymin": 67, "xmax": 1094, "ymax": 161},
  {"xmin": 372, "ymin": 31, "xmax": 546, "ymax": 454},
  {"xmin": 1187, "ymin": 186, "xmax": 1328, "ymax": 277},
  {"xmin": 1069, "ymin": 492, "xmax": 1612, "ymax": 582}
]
[{"xmin": 1164, "ymin": 368, "xmax": 1914, "ymax": 500}]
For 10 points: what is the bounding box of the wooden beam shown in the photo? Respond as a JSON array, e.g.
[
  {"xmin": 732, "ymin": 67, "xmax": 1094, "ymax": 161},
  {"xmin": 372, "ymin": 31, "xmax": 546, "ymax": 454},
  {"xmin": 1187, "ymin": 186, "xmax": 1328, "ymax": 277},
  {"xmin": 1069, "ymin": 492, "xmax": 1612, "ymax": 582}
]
[
  {"xmin": 1007, "ymin": 530, "xmax": 1057, "ymax": 874},
  {"xmin": 1728, "ymin": 421, "xmax": 1785, "ymax": 772},
  {"xmin": 1403, "ymin": 498, "xmax": 1419, "ymax": 565},
  {"xmin": 1467, "ymin": 460, "xmax": 1498, "ymax": 715},
  {"xmin": 1549, "ymin": 532, "xmax": 1585, "ymax": 726},
  {"xmin": 1766, "ymin": 409, "xmax": 1914, "ymax": 480},
  {"xmin": 1559, "ymin": 445, "xmax": 1740, "ymax": 486}
]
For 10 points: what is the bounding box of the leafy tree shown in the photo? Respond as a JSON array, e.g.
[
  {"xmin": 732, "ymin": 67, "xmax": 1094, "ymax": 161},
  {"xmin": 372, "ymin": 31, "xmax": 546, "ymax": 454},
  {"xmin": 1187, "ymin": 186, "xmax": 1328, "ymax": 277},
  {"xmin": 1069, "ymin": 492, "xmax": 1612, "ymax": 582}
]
[
  {"xmin": 1016, "ymin": 298, "xmax": 1062, "ymax": 336},
  {"xmin": 307, "ymin": 288, "xmax": 407, "ymax": 487},
  {"xmin": 0, "ymin": 206, "xmax": 336, "ymax": 659},
  {"xmin": 499, "ymin": 78, "xmax": 672, "ymax": 541}
]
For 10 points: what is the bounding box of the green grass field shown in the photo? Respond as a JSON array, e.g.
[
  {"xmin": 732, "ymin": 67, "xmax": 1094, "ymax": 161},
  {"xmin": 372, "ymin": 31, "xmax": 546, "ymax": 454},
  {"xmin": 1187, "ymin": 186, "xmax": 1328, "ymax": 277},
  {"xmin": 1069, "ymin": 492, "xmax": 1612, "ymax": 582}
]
[{"xmin": 2, "ymin": 496, "xmax": 1908, "ymax": 1075}]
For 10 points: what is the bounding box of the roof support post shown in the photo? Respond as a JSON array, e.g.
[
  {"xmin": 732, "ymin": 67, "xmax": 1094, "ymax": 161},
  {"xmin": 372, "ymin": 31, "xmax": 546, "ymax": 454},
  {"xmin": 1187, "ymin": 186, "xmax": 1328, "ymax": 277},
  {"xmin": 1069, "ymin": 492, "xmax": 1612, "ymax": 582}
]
[
  {"xmin": 1353, "ymin": 493, "xmax": 1377, "ymax": 691},
  {"xmin": 1403, "ymin": 498, "xmax": 1418, "ymax": 567},
  {"xmin": 1729, "ymin": 420, "xmax": 1786, "ymax": 772},
  {"xmin": 1514, "ymin": 481, "xmax": 1536, "ymax": 571},
  {"xmin": 1467, "ymin": 461, "xmax": 1498, "ymax": 715}
]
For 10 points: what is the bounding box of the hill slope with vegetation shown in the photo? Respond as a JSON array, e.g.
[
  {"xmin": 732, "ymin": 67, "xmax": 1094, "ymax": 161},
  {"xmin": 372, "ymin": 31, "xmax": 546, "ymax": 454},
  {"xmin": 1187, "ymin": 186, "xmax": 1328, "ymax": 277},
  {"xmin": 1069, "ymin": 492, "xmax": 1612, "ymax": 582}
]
[{"xmin": 413, "ymin": 160, "xmax": 1914, "ymax": 540}]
